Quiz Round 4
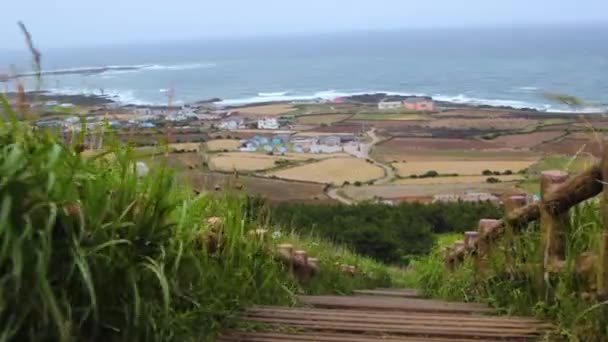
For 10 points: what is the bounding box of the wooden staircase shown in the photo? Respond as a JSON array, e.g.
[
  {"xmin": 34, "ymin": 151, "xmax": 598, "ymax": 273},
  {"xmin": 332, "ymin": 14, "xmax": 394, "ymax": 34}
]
[{"xmin": 218, "ymin": 289, "xmax": 552, "ymax": 341}]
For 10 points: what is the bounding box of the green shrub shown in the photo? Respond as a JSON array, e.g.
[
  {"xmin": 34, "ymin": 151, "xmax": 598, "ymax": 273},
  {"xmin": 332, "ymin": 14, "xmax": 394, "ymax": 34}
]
[
  {"xmin": 420, "ymin": 170, "xmax": 439, "ymax": 178},
  {"xmin": 486, "ymin": 177, "xmax": 501, "ymax": 183},
  {"xmin": 274, "ymin": 158, "xmax": 290, "ymax": 166},
  {"xmin": 482, "ymin": 170, "xmax": 493, "ymax": 176},
  {"xmin": 265, "ymin": 200, "xmax": 501, "ymax": 264}
]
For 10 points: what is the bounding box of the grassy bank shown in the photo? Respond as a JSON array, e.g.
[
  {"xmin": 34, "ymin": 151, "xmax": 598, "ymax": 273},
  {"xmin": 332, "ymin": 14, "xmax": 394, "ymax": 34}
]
[
  {"xmin": 410, "ymin": 200, "xmax": 608, "ymax": 341},
  {"xmin": 0, "ymin": 97, "xmax": 404, "ymax": 341}
]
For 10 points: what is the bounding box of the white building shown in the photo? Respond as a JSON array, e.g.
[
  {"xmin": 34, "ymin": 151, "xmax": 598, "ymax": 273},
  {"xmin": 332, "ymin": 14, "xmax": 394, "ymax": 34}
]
[
  {"xmin": 218, "ymin": 119, "xmax": 245, "ymax": 130},
  {"xmin": 378, "ymin": 100, "xmax": 403, "ymax": 110},
  {"xmin": 257, "ymin": 118, "xmax": 279, "ymax": 130}
]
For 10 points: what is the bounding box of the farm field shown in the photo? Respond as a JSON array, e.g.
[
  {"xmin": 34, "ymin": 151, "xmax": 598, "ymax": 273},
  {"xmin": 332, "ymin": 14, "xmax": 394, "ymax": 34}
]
[
  {"xmin": 432, "ymin": 109, "xmax": 512, "ymax": 118},
  {"xmin": 391, "ymin": 160, "xmax": 535, "ymax": 177},
  {"xmin": 377, "ymin": 137, "xmax": 502, "ymax": 150},
  {"xmin": 233, "ymin": 104, "xmax": 295, "ymax": 116},
  {"xmin": 533, "ymin": 134, "xmax": 603, "ymax": 156},
  {"xmin": 144, "ymin": 152, "xmax": 203, "ymax": 170},
  {"xmin": 342, "ymin": 182, "xmax": 520, "ymax": 202},
  {"xmin": 287, "ymin": 103, "xmax": 361, "ymax": 116},
  {"xmin": 269, "ymin": 157, "xmax": 384, "ymax": 184},
  {"xmin": 426, "ymin": 117, "xmax": 538, "ymax": 130},
  {"xmin": 489, "ymin": 131, "xmax": 565, "ymax": 149},
  {"xmin": 351, "ymin": 113, "xmax": 427, "ymax": 121},
  {"xmin": 208, "ymin": 152, "xmax": 303, "ymax": 172},
  {"xmin": 372, "ymin": 145, "xmax": 540, "ymax": 163},
  {"xmin": 393, "ymin": 175, "xmax": 523, "ymax": 185},
  {"xmin": 295, "ymin": 114, "xmax": 352, "ymax": 125},
  {"xmin": 205, "ymin": 139, "xmax": 242, "ymax": 151},
  {"xmin": 208, "ymin": 151, "xmax": 348, "ymax": 172},
  {"xmin": 180, "ymin": 171, "xmax": 333, "ymax": 203}
]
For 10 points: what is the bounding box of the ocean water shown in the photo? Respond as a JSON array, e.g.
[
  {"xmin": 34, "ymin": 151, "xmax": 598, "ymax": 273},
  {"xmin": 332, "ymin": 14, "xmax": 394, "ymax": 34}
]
[{"xmin": 2, "ymin": 24, "xmax": 608, "ymax": 112}]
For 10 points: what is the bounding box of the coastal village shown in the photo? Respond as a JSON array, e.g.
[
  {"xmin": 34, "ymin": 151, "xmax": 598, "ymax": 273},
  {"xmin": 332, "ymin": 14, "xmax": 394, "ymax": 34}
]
[{"xmin": 7, "ymin": 91, "xmax": 605, "ymax": 205}]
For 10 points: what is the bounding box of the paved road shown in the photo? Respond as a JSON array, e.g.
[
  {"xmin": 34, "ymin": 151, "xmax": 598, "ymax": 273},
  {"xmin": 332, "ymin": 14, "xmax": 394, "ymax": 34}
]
[{"xmin": 325, "ymin": 129, "xmax": 394, "ymax": 204}]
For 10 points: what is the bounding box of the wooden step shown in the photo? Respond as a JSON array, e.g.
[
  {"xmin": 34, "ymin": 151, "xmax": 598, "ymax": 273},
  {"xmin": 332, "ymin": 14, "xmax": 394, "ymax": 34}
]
[
  {"xmin": 298, "ymin": 295, "xmax": 495, "ymax": 314},
  {"xmin": 353, "ymin": 288, "xmax": 420, "ymax": 298},
  {"xmin": 241, "ymin": 313, "xmax": 547, "ymax": 339},
  {"xmin": 219, "ymin": 291, "xmax": 553, "ymax": 341},
  {"xmin": 246, "ymin": 306, "xmax": 549, "ymax": 326},
  {"xmin": 218, "ymin": 331, "xmax": 501, "ymax": 341}
]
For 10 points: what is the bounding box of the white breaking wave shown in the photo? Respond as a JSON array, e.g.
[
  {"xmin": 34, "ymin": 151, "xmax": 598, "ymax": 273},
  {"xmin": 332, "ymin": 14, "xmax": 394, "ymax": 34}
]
[
  {"xmin": 518, "ymin": 86, "xmax": 539, "ymax": 91},
  {"xmin": 258, "ymin": 91, "xmax": 290, "ymax": 97},
  {"xmin": 44, "ymin": 87, "xmax": 151, "ymax": 105},
  {"xmin": 37, "ymin": 85, "xmax": 605, "ymax": 114},
  {"xmin": 23, "ymin": 62, "xmax": 216, "ymax": 78},
  {"xmin": 142, "ymin": 63, "xmax": 216, "ymax": 71},
  {"xmin": 220, "ymin": 90, "xmax": 606, "ymax": 113}
]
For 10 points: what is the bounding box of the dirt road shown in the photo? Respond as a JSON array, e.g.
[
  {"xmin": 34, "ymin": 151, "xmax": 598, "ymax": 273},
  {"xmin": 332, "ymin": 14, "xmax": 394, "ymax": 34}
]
[{"xmin": 326, "ymin": 129, "xmax": 394, "ymax": 204}]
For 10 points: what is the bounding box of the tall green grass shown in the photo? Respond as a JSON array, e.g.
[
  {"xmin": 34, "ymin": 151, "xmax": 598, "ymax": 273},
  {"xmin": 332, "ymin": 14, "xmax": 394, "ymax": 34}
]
[
  {"xmin": 0, "ymin": 97, "xmax": 404, "ymax": 341},
  {"xmin": 411, "ymin": 199, "xmax": 608, "ymax": 341}
]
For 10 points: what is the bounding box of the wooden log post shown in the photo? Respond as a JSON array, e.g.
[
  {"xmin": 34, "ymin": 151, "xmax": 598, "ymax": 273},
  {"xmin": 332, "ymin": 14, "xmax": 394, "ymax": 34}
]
[
  {"xmin": 503, "ymin": 195, "xmax": 528, "ymax": 269},
  {"xmin": 464, "ymin": 231, "xmax": 479, "ymax": 250},
  {"xmin": 540, "ymin": 171, "xmax": 569, "ymax": 273},
  {"xmin": 600, "ymin": 142, "xmax": 608, "ymax": 297},
  {"xmin": 293, "ymin": 250, "xmax": 310, "ymax": 282},
  {"xmin": 277, "ymin": 244, "xmax": 294, "ymax": 273},
  {"xmin": 476, "ymin": 219, "xmax": 501, "ymax": 270},
  {"xmin": 539, "ymin": 170, "xmax": 569, "ymax": 298},
  {"xmin": 452, "ymin": 240, "xmax": 466, "ymax": 266},
  {"xmin": 307, "ymin": 257, "xmax": 321, "ymax": 276},
  {"xmin": 443, "ymin": 245, "xmax": 455, "ymax": 271},
  {"xmin": 477, "ymin": 219, "xmax": 501, "ymax": 256}
]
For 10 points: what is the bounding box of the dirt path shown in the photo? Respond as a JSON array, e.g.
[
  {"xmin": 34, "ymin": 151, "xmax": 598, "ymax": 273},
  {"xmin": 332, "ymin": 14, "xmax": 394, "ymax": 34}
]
[
  {"xmin": 326, "ymin": 129, "xmax": 394, "ymax": 204},
  {"xmin": 326, "ymin": 187, "xmax": 353, "ymax": 205}
]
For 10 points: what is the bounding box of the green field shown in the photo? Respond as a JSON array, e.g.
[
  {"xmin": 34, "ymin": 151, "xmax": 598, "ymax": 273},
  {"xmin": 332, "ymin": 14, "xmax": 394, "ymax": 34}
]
[
  {"xmin": 518, "ymin": 154, "xmax": 596, "ymax": 193},
  {"xmin": 295, "ymin": 113, "xmax": 352, "ymax": 125}
]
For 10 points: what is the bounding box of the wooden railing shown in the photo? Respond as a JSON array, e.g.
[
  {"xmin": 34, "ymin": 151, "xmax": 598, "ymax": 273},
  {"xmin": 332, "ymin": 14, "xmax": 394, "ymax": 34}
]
[
  {"xmin": 201, "ymin": 217, "xmax": 357, "ymax": 282},
  {"xmin": 445, "ymin": 147, "xmax": 608, "ymax": 296}
]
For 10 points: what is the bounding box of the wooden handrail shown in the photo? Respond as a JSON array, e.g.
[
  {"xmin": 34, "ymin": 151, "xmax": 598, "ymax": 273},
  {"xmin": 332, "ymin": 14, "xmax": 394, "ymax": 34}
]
[
  {"xmin": 446, "ymin": 147, "xmax": 608, "ymax": 296},
  {"xmin": 477, "ymin": 163, "xmax": 603, "ymax": 244}
]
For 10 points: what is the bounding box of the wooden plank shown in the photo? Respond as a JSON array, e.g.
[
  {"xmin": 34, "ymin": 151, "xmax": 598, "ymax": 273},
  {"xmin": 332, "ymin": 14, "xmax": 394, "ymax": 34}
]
[
  {"xmin": 244, "ymin": 315, "xmax": 546, "ymax": 334},
  {"xmin": 353, "ymin": 289, "xmax": 420, "ymax": 298},
  {"xmin": 218, "ymin": 331, "xmax": 499, "ymax": 342},
  {"xmin": 243, "ymin": 313, "xmax": 548, "ymax": 332},
  {"xmin": 298, "ymin": 295, "xmax": 495, "ymax": 314},
  {"xmin": 245, "ymin": 307, "xmax": 550, "ymax": 327},
  {"xmin": 244, "ymin": 318, "xmax": 543, "ymax": 339}
]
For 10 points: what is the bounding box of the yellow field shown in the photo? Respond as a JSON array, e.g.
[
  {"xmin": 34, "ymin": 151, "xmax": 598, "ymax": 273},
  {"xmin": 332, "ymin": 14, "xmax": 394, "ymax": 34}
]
[
  {"xmin": 392, "ymin": 161, "xmax": 535, "ymax": 177},
  {"xmin": 235, "ymin": 104, "xmax": 295, "ymax": 116},
  {"xmin": 209, "ymin": 152, "xmax": 302, "ymax": 172},
  {"xmin": 270, "ymin": 157, "xmax": 384, "ymax": 184},
  {"xmin": 205, "ymin": 139, "xmax": 241, "ymax": 151},
  {"xmin": 393, "ymin": 175, "xmax": 523, "ymax": 185}
]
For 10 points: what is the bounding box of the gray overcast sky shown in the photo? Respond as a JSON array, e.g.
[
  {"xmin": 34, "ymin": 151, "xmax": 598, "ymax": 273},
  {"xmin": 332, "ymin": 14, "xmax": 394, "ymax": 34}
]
[{"xmin": 2, "ymin": 0, "xmax": 608, "ymax": 49}]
